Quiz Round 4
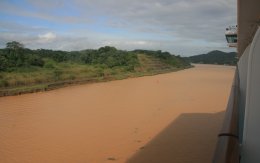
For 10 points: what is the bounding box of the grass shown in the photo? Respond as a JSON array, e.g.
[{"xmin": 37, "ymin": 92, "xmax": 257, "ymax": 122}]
[{"xmin": 0, "ymin": 54, "xmax": 192, "ymax": 97}]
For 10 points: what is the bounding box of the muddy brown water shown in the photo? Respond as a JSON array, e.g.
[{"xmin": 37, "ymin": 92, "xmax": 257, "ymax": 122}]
[{"xmin": 0, "ymin": 64, "xmax": 235, "ymax": 163}]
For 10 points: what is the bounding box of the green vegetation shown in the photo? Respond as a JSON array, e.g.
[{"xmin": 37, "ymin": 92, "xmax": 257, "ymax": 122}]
[
  {"xmin": 0, "ymin": 41, "xmax": 191, "ymax": 96},
  {"xmin": 187, "ymin": 50, "xmax": 238, "ymax": 65}
]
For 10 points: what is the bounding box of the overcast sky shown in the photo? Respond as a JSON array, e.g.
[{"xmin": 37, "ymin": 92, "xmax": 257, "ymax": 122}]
[{"xmin": 0, "ymin": 0, "xmax": 236, "ymax": 56}]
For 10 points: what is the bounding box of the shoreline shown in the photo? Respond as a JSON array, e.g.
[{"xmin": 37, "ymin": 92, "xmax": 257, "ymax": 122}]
[{"xmin": 0, "ymin": 66, "xmax": 191, "ymax": 97}]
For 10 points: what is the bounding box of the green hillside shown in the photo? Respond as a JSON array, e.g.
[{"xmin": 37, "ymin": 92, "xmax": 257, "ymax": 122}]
[
  {"xmin": 0, "ymin": 41, "xmax": 191, "ymax": 96},
  {"xmin": 188, "ymin": 50, "xmax": 238, "ymax": 65}
]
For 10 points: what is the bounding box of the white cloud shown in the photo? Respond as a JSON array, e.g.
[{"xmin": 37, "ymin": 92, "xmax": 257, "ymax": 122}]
[{"xmin": 38, "ymin": 32, "xmax": 57, "ymax": 43}]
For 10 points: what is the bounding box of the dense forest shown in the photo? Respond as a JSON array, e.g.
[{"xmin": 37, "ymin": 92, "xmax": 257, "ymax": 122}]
[
  {"xmin": 0, "ymin": 41, "xmax": 191, "ymax": 96},
  {"xmin": 187, "ymin": 50, "xmax": 238, "ymax": 65},
  {"xmin": 0, "ymin": 41, "xmax": 139, "ymax": 71}
]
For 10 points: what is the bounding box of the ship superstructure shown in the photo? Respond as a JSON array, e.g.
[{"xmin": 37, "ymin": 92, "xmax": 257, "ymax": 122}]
[{"xmin": 213, "ymin": 0, "xmax": 260, "ymax": 162}]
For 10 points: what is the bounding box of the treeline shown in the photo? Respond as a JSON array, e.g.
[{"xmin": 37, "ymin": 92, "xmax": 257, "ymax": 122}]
[
  {"xmin": 0, "ymin": 41, "xmax": 44, "ymax": 70},
  {"xmin": 0, "ymin": 41, "xmax": 192, "ymax": 72},
  {"xmin": 0, "ymin": 41, "xmax": 139, "ymax": 71},
  {"xmin": 187, "ymin": 50, "xmax": 238, "ymax": 65}
]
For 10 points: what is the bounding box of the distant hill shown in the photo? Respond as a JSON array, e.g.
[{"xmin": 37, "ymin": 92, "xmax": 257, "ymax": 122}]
[{"xmin": 187, "ymin": 50, "xmax": 238, "ymax": 65}]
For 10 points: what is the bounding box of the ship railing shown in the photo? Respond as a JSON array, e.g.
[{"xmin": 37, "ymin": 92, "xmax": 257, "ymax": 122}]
[{"xmin": 213, "ymin": 68, "xmax": 240, "ymax": 163}]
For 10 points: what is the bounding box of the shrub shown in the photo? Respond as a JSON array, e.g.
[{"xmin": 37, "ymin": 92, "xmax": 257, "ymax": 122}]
[
  {"xmin": 44, "ymin": 61, "xmax": 55, "ymax": 69},
  {"xmin": 0, "ymin": 79, "xmax": 8, "ymax": 87},
  {"xmin": 29, "ymin": 56, "xmax": 44, "ymax": 67},
  {"xmin": 95, "ymin": 67, "xmax": 104, "ymax": 77},
  {"xmin": 53, "ymin": 69, "xmax": 63, "ymax": 80},
  {"xmin": 0, "ymin": 55, "xmax": 8, "ymax": 71}
]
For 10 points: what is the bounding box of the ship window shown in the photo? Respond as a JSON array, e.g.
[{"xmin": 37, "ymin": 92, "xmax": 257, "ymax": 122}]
[{"xmin": 226, "ymin": 34, "xmax": 237, "ymax": 43}]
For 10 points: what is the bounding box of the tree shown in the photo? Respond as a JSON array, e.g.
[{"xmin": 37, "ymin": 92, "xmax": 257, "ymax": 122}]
[
  {"xmin": 28, "ymin": 55, "xmax": 44, "ymax": 67},
  {"xmin": 5, "ymin": 41, "xmax": 25, "ymax": 67},
  {"xmin": 98, "ymin": 46, "xmax": 117, "ymax": 53},
  {"xmin": 6, "ymin": 41, "xmax": 24, "ymax": 50},
  {"xmin": 0, "ymin": 55, "xmax": 8, "ymax": 71}
]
